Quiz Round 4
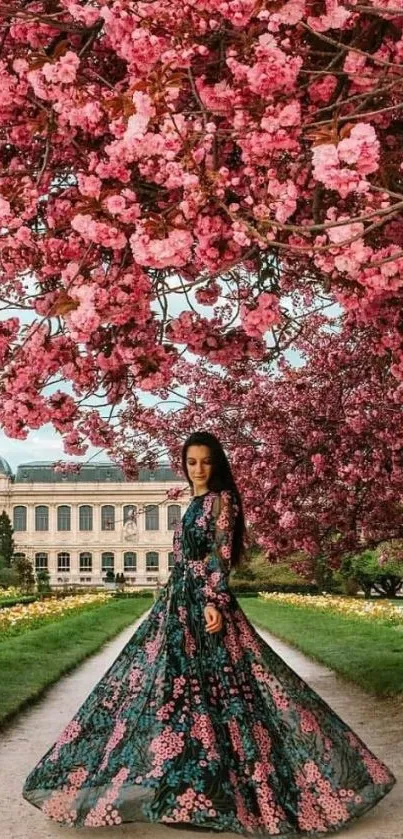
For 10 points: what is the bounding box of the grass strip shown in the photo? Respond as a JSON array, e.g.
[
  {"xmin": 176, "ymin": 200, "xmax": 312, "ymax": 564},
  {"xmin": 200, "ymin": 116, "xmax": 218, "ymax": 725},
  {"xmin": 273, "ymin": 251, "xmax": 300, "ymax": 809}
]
[
  {"xmin": 238, "ymin": 596, "xmax": 403, "ymax": 697},
  {"xmin": 0, "ymin": 595, "xmax": 152, "ymax": 728}
]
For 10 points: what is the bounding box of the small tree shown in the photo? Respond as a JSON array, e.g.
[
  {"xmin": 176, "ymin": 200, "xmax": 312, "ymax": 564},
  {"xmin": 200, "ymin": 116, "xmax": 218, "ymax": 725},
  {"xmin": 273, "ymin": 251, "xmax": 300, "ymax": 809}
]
[
  {"xmin": 36, "ymin": 568, "xmax": 51, "ymax": 594},
  {"xmin": 340, "ymin": 546, "xmax": 403, "ymax": 599},
  {"xmin": 0, "ymin": 511, "xmax": 15, "ymax": 567},
  {"xmin": 104, "ymin": 570, "xmax": 115, "ymax": 585},
  {"xmin": 311, "ymin": 555, "xmax": 336, "ymax": 593},
  {"xmin": 375, "ymin": 540, "xmax": 403, "ymax": 598},
  {"xmin": 115, "ymin": 572, "xmax": 126, "ymax": 590},
  {"xmin": 0, "ymin": 553, "xmax": 19, "ymax": 589},
  {"xmin": 12, "ymin": 553, "xmax": 36, "ymax": 593}
]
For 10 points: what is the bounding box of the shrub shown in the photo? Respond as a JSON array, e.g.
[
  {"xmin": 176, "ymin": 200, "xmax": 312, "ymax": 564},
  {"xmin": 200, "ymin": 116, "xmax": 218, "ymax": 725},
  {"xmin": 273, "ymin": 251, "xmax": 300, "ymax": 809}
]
[
  {"xmin": 340, "ymin": 546, "xmax": 403, "ymax": 598},
  {"xmin": 0, "ymin": 564, "xmax": 20, "ymax": 589},
  {"xmin": 12, "ymin": 553, "xmax": 36, "ymax": 593},
  {"xmin": 0, "ymin": 595, "xmax": 38, "ymax": 609},
  {"xmin": 36, "ymin": 569, "xmax": 51, "ymax": 594}
]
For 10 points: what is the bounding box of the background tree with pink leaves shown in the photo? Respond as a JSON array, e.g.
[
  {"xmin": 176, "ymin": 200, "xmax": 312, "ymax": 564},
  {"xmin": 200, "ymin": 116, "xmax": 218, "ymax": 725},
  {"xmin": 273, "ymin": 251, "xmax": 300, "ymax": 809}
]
[
  {"xmin": 1, "ymin": 0, "xmax": 403, "ymax": 570},
  {"xmin": 130, "ymin": 319, "xmax": 403, "ymax": 576}
]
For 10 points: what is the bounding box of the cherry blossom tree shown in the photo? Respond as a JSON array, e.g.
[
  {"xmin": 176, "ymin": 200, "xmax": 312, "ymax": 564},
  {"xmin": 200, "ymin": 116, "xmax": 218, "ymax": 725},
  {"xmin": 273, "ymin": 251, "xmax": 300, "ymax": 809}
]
[
  {"xmin": 1, "ymin": 0, "xmax": 403, "ymax": 566},
  {"xmin": 1, "ymin": 0, "xmax": 403, "ymax": 462},
  {"xmin": 134, "ymin": 317, "xmax": 403, "ymax": 573}
]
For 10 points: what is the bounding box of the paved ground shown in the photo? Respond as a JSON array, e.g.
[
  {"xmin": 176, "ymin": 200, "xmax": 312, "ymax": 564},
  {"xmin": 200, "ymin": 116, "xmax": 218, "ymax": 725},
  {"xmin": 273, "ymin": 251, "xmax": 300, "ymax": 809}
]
[{"xmin": 0, "ymin": 610, "xmax": 401, "ymax": 839}]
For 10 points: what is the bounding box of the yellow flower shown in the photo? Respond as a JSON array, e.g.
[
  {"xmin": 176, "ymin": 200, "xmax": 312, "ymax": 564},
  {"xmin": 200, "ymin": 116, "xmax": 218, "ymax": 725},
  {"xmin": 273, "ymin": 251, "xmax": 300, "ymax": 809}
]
[
  {"xmin": 257, "ymin": 592, "xmax": 403, "ymax": 627},
  {"xmin": 0, "ymin": 593, "xmax": 113, "ymax": 637},
  {"xmin": 0, "ymin": 587, "xmax": 23, "ymax": 599}
]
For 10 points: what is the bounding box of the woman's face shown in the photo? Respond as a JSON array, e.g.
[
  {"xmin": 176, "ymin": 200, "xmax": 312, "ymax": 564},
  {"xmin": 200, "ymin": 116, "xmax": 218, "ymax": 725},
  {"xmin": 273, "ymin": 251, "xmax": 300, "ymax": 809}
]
[{"xmin": 186, "ymin": 444, "xmax": 213, "ymax": 493}]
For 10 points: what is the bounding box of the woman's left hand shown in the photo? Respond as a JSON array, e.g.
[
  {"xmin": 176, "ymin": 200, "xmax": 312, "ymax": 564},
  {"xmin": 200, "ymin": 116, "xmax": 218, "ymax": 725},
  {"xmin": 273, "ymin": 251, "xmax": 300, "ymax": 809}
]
[{"xmin": 204, "ymin": 604, "xmax": 223, "ymax": 633}]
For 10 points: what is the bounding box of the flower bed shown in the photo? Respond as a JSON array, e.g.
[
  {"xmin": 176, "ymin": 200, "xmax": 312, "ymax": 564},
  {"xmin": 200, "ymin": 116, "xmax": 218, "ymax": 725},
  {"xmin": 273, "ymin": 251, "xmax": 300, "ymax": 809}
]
[
  {"xmin": 0, "ymin": 592, "xmax": 113, "ymax": 640},
  {"xmin": 0, "ymin": 586, "xmax": 24, "ymax": 600},
  {"xmin": 258, "ymin": 592, "xmax": 403, "ymax": 627}
]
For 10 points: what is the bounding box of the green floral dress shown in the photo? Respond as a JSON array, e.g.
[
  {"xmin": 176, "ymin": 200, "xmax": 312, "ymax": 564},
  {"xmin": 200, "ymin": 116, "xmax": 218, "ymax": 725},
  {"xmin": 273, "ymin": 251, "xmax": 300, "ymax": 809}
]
[{"xmin": 22, "ymin": 489, "xmax": 396, "ymax": 834}]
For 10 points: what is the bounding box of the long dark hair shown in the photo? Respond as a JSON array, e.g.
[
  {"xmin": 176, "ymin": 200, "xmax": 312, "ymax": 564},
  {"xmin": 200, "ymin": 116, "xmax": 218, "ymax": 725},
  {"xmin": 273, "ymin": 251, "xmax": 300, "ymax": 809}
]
[{"xmin": 181, "ymin": 431, "xmax": 246, "ymax": 568}]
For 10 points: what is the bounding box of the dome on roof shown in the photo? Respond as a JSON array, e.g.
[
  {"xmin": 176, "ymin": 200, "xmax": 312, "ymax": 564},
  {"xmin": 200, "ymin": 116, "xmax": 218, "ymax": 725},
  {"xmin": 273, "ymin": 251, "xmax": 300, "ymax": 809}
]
[{"xmin": 0, "ymin": 456, "xmax": 13, "ymax": 478}]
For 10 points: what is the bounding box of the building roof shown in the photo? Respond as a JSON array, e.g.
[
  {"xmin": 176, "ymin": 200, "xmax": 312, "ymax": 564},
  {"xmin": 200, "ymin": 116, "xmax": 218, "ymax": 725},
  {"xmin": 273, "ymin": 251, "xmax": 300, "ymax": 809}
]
[
  {"xmin": 0, "ymin": 456, "xmax": 13, "ymax": 478},
  {"xmin": 11, "ymin": 461, "xmax": 183, "ymax": 484}
]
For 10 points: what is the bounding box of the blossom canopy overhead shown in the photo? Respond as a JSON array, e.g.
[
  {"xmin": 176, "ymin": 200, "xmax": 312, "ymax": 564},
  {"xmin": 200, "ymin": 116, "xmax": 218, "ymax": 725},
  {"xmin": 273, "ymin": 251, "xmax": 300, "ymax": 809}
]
[{"xmin": 1, "ymin": 0, "xmax": 403, "ymax": 560}]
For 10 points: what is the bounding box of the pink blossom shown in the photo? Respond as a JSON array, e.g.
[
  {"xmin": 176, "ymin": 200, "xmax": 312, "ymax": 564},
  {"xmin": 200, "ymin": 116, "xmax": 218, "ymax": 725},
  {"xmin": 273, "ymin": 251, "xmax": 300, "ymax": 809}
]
[
  {"xmin": 338, "ymin": 123, "xmax": 380, "ymax": 175},
  {"xmin": 42, "ymin": 51, "xmax": 80, "ymax": 85},
  {"xmin": 307, "ymin": 0, "xmax": 352, "ymax": 33},
  {"xmin": 130, "ymin": 226, "xmax": 193, "ymax": 268},
  {"xmin": 77, "ymin": 174, "xmax": 102, "ymax": 200},
  {"xmin": 124, "ymin": 92, "xmax": 156, "ymax": 143},
  {"xmin": 241, "ymin": 293, "xmax": 282, "ymax": 337}
]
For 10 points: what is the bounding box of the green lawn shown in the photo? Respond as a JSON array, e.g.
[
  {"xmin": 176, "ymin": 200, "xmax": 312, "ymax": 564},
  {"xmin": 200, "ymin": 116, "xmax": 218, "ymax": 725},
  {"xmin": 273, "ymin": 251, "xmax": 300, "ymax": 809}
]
[
  {"xmin": 0, "ymin": 595, "xmax": 152, "ymax": 728},
  {"xmin": 239, "ymin": 596, "xmax": 403, "ymax": 697}
]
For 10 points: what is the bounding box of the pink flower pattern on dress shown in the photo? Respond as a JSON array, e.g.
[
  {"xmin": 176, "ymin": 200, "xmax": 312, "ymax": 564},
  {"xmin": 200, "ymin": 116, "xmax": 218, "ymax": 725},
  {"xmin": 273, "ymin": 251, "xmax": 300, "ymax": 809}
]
[
  {"xmin": 48, "ymin": 720, "xmax": 81, "ymax": 762},
  {"xmin": 99, "ymin": 719, "xmax": 127, "ymax": 771},
  {"xmin": 190, "ymin": 712, "xmax": 219, "ymax": 760},
  {"xmin": 23, "ymin": 489, "xmax": 396, "ymax": 834},
  {"xmin": 42, "ymin": 766, "xmax": 89, "ymax": 825},
  {"xmin": 83, "ymin": 767, "xmax": 128, "ymax": 826},
  {"xmin": 160, "ymin": 786, "xmax": 217, "ymax": 823}
]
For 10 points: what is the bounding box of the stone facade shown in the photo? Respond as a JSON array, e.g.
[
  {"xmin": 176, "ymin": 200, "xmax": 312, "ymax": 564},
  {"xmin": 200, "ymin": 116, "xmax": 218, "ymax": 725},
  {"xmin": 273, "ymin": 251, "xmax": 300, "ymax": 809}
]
[{"xmin": 0, "ymin": 457, "xmax": 189, "ymax": 588}]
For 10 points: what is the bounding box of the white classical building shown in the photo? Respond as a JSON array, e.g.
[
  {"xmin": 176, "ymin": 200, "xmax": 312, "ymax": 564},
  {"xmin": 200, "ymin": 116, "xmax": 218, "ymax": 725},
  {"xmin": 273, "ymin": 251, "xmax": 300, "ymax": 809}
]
[{"xmin": 0, "ymin": 456, "xmax": 189, "ymax": 588}]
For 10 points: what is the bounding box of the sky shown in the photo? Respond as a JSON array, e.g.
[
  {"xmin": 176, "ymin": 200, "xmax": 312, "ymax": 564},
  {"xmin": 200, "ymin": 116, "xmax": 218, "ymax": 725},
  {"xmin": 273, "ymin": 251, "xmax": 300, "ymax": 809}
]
[{"xmin": 0, "ymin": 425, "xmax": 104, "ymax": 472}]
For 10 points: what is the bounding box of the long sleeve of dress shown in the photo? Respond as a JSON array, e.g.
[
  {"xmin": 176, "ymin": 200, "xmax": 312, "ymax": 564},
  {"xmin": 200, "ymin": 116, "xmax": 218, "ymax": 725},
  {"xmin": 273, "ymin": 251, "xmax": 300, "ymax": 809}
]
[{"xmin": 202, "ymin": 489, "xmax": 237, "ymax": 611}]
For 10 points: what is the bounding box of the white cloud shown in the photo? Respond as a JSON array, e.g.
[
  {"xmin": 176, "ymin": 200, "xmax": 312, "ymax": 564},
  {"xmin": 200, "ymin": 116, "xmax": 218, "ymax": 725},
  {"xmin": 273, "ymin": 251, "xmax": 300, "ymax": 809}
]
[{"xmin": 0, "ymin": 426, "xmax": 105, "ymax": 472}]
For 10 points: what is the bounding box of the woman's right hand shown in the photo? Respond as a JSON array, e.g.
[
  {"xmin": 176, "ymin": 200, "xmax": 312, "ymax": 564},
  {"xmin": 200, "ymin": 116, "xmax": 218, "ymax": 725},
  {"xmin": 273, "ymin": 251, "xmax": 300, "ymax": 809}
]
[{"xmin": 203, "ymin": 604, "xmax": 223, "ymax": 633}]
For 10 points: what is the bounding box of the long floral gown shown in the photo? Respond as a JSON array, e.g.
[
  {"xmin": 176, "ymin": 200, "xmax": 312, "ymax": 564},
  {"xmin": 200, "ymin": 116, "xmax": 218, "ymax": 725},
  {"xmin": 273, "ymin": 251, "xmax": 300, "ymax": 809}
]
[{"xmin": 22, "ymin": 489, "xmax": 396, "ymax": 835}]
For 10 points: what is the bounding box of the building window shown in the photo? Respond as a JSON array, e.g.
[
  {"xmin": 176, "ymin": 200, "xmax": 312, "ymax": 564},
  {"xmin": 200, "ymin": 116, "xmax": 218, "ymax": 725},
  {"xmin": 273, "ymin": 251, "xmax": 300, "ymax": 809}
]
[
  {"xmin": 145, "ymin": 505, "xmax": 159, "ymax": 531},
  {"xmin": 146, "ymin": 551, "xmax": 159, "ymax": 571},
  {"xmin": 123, "ymin": 505, "xmax": 137, "ymax": 524},
  {"xmin": 13, "ymin": 506, "xmax": 27, "ymax": 532},
  {"xmin": 123, "ymin": 552, "xmax": 136, "ymax": 571},
  {"xmin": 102, "ymin": 552, "xmax": 114, "ymax": 571},
  {"xmin": 57, "ymin": 505, "xmax": 71, "ymax": 531},
  {"xmin": 167, "ymin": 504, "xmax": 181, "ymax": 530},
  {"xmin": 101, "ymin": 505, "xmax": 115, "ymax": 531},
  {"xmin": 14, "ymin": 552, "xmax": 26, "ymax": 562},
  {"xmin": 35, "ymin": 552, "xmax": 48, "ymax": 571},
  {"xmin": 79, "ymin": 552, "xmax": 92, "ymax": 573},
  {"xmin": 79, "ymin": 505, "xmax": 93, "ymax": 531},
  {"xmin": 168, "ymin": 551, "xmax": 175, "ymax": 570},
  {"xmin": 35, "ymin": 505, "xmax": 49, "ymax": 531},
  {"xmin": 57, "ymin": 552, "xmax": 70, "ymax": 572}
]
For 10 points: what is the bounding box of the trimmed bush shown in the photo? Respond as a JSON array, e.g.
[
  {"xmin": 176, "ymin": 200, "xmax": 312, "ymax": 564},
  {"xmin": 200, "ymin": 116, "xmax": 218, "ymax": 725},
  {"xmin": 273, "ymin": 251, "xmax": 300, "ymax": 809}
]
[{"xmin": 0, "ymin": 595, "xmax": 38, "ymax": 609}]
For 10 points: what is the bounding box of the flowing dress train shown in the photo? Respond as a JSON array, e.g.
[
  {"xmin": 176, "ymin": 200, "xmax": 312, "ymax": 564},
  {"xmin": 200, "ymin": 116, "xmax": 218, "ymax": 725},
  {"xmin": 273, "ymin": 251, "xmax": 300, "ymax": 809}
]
[{"xmin": 22, "ymin": 489, "xmax": 396, "ymax": 835}]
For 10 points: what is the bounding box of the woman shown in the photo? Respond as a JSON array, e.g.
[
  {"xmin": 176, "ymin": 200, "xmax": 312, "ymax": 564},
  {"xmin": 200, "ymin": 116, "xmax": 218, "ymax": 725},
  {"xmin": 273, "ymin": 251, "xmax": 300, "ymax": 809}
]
[{"xmin": 22, "ymin": 430, "xmax": 396, "ymax": 834}]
